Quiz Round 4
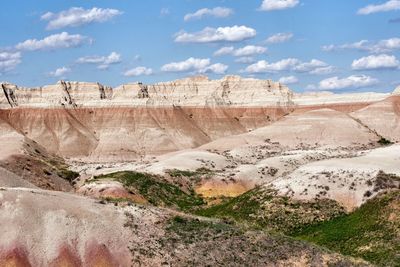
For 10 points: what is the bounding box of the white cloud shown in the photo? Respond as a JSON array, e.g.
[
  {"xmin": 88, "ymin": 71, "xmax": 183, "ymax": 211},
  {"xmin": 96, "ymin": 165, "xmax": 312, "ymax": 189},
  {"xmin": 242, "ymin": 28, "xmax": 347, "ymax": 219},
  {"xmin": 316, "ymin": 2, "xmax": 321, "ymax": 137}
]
[
  {"xmin": 49, "ymin": 66, "xmax": 71, "ymax": 77},
  {"xmin": 41, "ymin": 7, "xmax": 122, "ymax": 30},
  {"xmin": 161, "ymin": 57, "xmax": 228, "ymax": 74},
  {"xmin": 174, "ymin": 25, "xmax": 256, "ymax": 43},
  {"xmin": 378, "ymin": 38, "xmax": 400, "ymax": 52},
  {"xmin": 352, "ymin": 54, "xmax": 399, "ymax": 70},
  {"xmin": 279, "ymin": 76, "xmax": 298, "ymax": 84},
  {"xmin": 245, "ymin": 58, "xmax": 332, "ymax": 74},
  {"xmin": 201, "ymin": 63, "xmax": 228, "ymax": 74},
  {"xmin": 322, "ymin": 40, "xmax": 369, "ymax": 52},
  {"xmin": 184, "ymin": 7, "xmax": 233, "ymax": 21},
  {"xmin": 15, "ymin": 32, "xmax": 88, "ymax": 51},
  {"xmin": 0, "ymin": 51, "xmax": 21, "ymax": 74},
  {"xmin": 235, "ymin": 57, "xmax": 255, "ymax": 64},
  {"xmin": 234, "ymin": 45, "xmax": 267, "ymax": 57},
  {"xmin": 260, "ymin": 0, "xmax": 300, "ymax": 11},
  {"xmin": 319, "ymin": 75, "xmax": 378, "ymax": 90},
  {"xmin": 245, "ymin": 59, "xmax": 299, "ymax": 73},
  {"xmin": 77, "ymin": 51, "xmax": 121, "ymax": 69},
  {"xmin": 358, "ymin": 0, "xmax": 400, "ymax": 15},
  {"xmin": 266, "ymin": 32, "xmax": 293, "ymax": 43},
  {"xmin": 214, "ymin": 45, "xmax": 266, "ymax": 57},
  {"xmin": 162, "ymin": 58, "xmax": 210, "ymax": 72},
  {"xmin": 322, "ymin": 38, "xmax": 400, "ymax": 53},
  {"xmin": 124, "ymin": 67, "xmax": 153, "ymax": 77},
  {"xmin": 309, "ymin": 66, "xmax": 336, "ymax": 75},
  {"xmin": 214, "ymin": 46, "xmax": 235, "ymax": 56},
  {"xmin": 294, "ymin": 59, "xmax": 328, "ymax": 72}
]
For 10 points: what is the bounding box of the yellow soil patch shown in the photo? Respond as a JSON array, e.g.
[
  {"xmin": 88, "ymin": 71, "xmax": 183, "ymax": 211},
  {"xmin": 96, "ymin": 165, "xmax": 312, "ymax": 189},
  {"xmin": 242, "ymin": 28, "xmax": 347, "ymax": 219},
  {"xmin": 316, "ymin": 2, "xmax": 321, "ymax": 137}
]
[{"xmin": 195, "ymin": 181, "xmax": 249, "ymax": 198}]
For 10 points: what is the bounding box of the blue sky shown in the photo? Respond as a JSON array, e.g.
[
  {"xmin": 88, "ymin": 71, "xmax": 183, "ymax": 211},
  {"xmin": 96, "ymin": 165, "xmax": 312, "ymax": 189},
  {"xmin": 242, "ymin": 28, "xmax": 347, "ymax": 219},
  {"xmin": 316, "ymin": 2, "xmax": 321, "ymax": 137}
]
[{"xmin": 1, "ymin": 0, "xmax": 400, "ymax": 93}]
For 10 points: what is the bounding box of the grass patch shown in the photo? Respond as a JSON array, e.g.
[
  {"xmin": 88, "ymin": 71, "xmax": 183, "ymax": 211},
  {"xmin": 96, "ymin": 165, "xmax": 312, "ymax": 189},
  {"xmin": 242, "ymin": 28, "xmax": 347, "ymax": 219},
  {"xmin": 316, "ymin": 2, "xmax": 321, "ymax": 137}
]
[
  {"xmin": 166, "ymin": 168, "xmax": 213, "ymax": 184},
  {"xmin": 57, "ymin": 168, "xmax": 79, "ymax": 182},
  {"xmin": 196, "ymin": 187, "xmax": 345, "ymax": 234},
  {"xmin": 292, "ymin": 190, "xmax": 400, "ymax": 266},
  {"xmin": 166, "ymin": 216, "xmax": 237, "ymax": 244},
  {"xmin": 93, "ymin": 171, "xmax": 205, "ymax": 211}
]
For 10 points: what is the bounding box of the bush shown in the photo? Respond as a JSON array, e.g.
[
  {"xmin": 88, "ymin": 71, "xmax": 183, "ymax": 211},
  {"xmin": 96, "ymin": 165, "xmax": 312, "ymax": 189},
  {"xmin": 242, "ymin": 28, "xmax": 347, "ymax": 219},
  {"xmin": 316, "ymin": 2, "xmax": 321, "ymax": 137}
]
[{"xmin": 377, "ymin": 137, "xmax": 393, "ymax": 146}]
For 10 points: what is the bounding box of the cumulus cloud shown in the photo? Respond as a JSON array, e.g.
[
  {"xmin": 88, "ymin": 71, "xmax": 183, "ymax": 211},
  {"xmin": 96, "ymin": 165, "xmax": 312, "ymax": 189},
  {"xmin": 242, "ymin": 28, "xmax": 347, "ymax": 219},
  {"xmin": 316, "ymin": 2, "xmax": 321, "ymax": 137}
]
[
  {"xmin": 319, "ymin": 75, "xmax": 378, "ymax": 90},
  {"xmin": 77, "ymin": 52, "xmax": 121, "ymax": 69},
  {"xmin": 352, "ymin": 54, "xmax": 399, "ymax": 70},
  {"xmin": 234, "ymin": 46, "xmax": 267, "ymax": 57},
  {"xmin": 162, "ymin": 58, "xmax": 210, "ymax": 72},
  {"xmin": 174, "ymin": 25, "xmax": 256, "ymax": 43},
  {"xmin": 309, "ymin": 66, "xmax": 335, "ymax": 75},
  {"xmin": 278, "ymin": 76, "xmax": 298, "ymax": 84},
  {"xmin": 235, "ymin": 57, "xmax": 255, "ymax": 64},
  {"xmin": 260, "ymin": 0, "xmax": 300, "ymax": 11},
  {"xmin": 184, "ymin": 7, "xmax": 233, "ymax": 21},
  {"xmin": 266, "ymin": 32, "xmax": 293, "ymax": 43},
  {"xmin": 294, "ymin": 59, "xmax": 328, "ymax": 72},
  {"xmin": 161, "ymin": 57, "xmax": 228, "ymax": 74},
  {"xmin": 245, "ymin": 58, "xmax": 332, "ymax": 74},
  {"xmin": 49, "ymin": 66, "xmax": 71, "ymax": 78},
  {"xmin": 124, "ymin": 67, "xmax": 153, "ymax": 77},
  {"xmin": 15, "ymin": 32, "xmax": 88, "ymax": 51},
  {"xmin": 0, "ymin": 51, "xmax": 21, "ymax": 74},
  {"xmin": 214, "ymin": 46, "xmax": 235, "ymax": 56},
  {"xmin": 322, "ymin": 38, "xmax": 400, "ymax": 54},
  {"xmin": 202, "ymin": 63, "xmax": 229, "ymax": 74},
  {"xmin": 41, "ymin": 7, "xmax": 122, "ymax": 30},
  {"xmin": 214, "ymin": 45, "xmax": 267, "ymax": 57},
  {"xmin": 358, "ymin": 0, "xmax": 400, "ymax": 15},
  {"xmin": 245, "ymin": 59, "xmax": 298, "ymax": 73}
]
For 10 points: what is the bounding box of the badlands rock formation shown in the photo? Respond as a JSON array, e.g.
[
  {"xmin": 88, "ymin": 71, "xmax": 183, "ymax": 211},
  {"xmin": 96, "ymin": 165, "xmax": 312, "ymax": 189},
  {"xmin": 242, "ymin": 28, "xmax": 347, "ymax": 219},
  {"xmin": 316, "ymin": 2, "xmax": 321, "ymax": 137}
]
[
  {"xmin": 0, "ymin": 76, "xmax": 399, "ymax": 266},
  {"xmin": 0, "ymin": 76, "xmax": 392, "ymax": 162}
]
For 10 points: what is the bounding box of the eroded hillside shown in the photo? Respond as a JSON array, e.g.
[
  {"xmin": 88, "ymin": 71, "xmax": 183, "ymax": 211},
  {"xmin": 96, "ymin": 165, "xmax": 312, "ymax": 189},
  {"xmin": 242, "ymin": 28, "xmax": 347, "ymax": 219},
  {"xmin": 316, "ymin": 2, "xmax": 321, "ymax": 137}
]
[{"xmin": 0, "ymin": 77, "xmax": 398, "ymax": 266}]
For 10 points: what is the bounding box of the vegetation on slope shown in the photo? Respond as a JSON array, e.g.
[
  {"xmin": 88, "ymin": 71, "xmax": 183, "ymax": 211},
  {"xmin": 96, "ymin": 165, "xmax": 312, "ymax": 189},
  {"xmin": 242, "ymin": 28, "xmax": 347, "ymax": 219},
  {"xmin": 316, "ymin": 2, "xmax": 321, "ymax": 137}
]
[
  {"xmin": 292, "ymin": 190, "xmax": 400, "ymax": 266},
  {"xmin": 196, "ymin": 186, "xmax": 345, "ymax": 234},
  {"xmin": 124, "ymin": 213, "xmax": 365, "ymax": 266},
  {"xmin": 92, "ymin": 171, "xmax": 205, "ymax": 211},
  {"xmin": 377, "ymin": 137, "xmax": 393, "ymax": 146},
  {"xmin": 0, "ymin": 141, "xmax": 79, "ymax": 191}
]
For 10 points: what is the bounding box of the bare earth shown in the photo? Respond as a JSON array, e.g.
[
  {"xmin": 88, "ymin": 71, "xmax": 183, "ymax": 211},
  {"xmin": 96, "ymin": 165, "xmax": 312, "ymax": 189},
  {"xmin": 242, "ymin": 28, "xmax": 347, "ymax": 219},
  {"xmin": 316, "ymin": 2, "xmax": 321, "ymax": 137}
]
[{"xmin": 0, "ymin": 76, "xmax": 398, "ymax": 266}]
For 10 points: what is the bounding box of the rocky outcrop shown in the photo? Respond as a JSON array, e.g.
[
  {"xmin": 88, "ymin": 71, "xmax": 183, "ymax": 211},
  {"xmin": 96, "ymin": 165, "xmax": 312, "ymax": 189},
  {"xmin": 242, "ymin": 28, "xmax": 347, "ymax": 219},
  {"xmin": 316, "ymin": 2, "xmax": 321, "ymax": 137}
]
[
  {"xmin": 138, "ymin": 83, "xmax": 150, "ymax": 98},
  {"xmin": 97, "ymin": 82, "xmax": 113, "ymax": 100},
  {"xmin": 59, "ymin": 80, "xmax": 76, "ymax": 107},
  {"xmin": 1, "ymin": 83, "xmax": 18, "ymax": 108},
  {"xmin": 0, "ymin": 76, "xmax": 391, "ymax": 109}
]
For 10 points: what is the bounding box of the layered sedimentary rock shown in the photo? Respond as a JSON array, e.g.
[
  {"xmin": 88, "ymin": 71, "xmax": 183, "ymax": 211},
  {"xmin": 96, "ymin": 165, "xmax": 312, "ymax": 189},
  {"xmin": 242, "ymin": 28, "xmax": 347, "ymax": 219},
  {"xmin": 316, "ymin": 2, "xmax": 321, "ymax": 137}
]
[
  {"xmin": 1, "ymin": 76, "xmax": 294, "ymax": 108},
  {"xmin": 0, "ymin": 75, "xmax": 390, "ymax": 109},
  {"xmin": 0, "ymin": 76, "xmax": 394, "ymax": 162}
]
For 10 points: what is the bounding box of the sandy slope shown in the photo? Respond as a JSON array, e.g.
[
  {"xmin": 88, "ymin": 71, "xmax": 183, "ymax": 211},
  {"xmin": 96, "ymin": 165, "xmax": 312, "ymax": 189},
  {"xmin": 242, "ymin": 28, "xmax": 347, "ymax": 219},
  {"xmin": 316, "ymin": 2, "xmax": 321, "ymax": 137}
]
[
  {"xmin": 352, "ymin": 95, "xmax": 400, "ymax": 142},
  {"xmin": 271, "ymin": 145, "xmax": 400, "ymax": 210},
  {"xmin": 0, "ymin": 187, "xmax": 133, "ymax": 266}
]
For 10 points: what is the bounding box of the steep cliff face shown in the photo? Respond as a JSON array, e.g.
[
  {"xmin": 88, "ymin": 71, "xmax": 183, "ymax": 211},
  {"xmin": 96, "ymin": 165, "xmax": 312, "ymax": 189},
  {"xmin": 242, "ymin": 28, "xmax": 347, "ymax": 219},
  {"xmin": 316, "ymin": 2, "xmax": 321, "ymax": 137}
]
[
  {"xmin": 0, "ymin": 76, "xmax": 394, "ymax": 162},
  {"xmin": 1, "ymin": 83, "xmax": 19, "ymax": 108},
  {"xmin": 0, "ymin": 106, "xmax": 287, "ymax": 161},
  {"xmin": 0, "ymin": 76, "xmax": 296, "ymax": 108},
  {"xmin": 0, "ymin": 81, "xmax": 114, "ymax": 108},
  {"xmin": 0, "ymin": 76, "xmax": 391, "ymax": 109}
]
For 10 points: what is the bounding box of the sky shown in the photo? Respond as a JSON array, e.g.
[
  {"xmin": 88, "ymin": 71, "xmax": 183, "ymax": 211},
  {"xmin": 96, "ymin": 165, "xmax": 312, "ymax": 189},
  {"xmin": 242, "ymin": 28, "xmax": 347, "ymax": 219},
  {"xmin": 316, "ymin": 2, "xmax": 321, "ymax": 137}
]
[{"xmin": 1, "ymin": 0, "xmax": 400, "ymax": 93}]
